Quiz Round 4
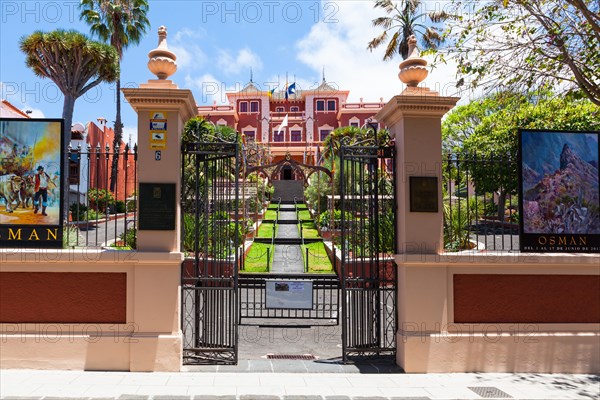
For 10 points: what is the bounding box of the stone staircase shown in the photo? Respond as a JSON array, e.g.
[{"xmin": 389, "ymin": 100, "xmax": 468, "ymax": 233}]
[{"xmin": 272, "ymin": 180, "xmax": 304, "ymax": 203}]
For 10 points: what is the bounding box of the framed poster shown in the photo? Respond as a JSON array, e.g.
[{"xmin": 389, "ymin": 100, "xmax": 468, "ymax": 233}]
[
  {"xmin": 519, "ymin": 129, "xmax": 599, "ymax": 252},
  {"xmin": 266, "ymin": 280, "xmax": 313, "ymax": 309},
  {"xmin": 0, "ymin": 118, "xmax": 64, "ymax": 248}
]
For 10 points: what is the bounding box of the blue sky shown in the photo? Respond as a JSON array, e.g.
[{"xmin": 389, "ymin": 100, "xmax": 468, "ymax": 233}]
[{"xmin": 1, "ymin": 1, "xmax": 460, "ymax": 143}]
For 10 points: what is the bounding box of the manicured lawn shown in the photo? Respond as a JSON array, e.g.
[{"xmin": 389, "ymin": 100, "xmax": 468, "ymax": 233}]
[
  {"xmin": 268, "ymin": 204, "xmax": 280, "ymax": 210},
  {"xmin": 256, "ymin": 223, "xmax": 277, "ymax": 238},
  {"xmin": 301, "ymin": 242, "xmax": 333, "ymax": 273},
  {"xmin": 264, "ymin": 209, "xmax": 278, "ymax": 220},
  {"xmin": 298, "ymin": 209, "xmax": 312, "ymax": 221},
  {"xmin": 300, "ymin": 221, "xmax": 320, "ymax": 238},
  {"xmin": 243, "ymin": 242, "xmax": 272, "ymax": 272}
]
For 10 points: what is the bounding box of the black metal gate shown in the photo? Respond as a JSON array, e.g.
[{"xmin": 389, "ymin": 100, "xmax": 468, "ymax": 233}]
[
  {"xmin": 181, "ymin": 141, "xmax": 240, "ymax": 365},
  {"xmin": 339, "ymin": 144, "xmax": 397, "ymax": 362}
]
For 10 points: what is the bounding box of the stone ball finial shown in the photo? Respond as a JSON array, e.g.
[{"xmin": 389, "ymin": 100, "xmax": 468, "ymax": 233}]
[
  {"xmin": 148, "ymin": 25, "xmax": 177, "ymax": 80},
  {"xmin": 398, "ymin": 35, "xmax": 428, "ymax": 87}
]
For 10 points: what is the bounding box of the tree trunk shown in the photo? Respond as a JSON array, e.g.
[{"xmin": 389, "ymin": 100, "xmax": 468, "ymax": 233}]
[
  {"xmin": 62, "ymin": 94, "xmax": 76, "ymax": 224},
  {"xmin": 497, "ymin": 190, "xmax": 507, "ymax": 222},
  {"xmin": 109, "ymin": 76, "xmax": 122, "ymax": 193}
]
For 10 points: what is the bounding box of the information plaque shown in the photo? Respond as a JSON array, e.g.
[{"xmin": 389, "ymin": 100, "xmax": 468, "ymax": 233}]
[
  {"xmin": 409, "ymin": 176, "xmax": 439, "ymax": 212},
  {"xmin": 138, "ymin": 183, "xmax": 176, "ymax": 230},
  {"xmin": 265, "ymin": 280, "xmax": 313, "ymax": 309}
]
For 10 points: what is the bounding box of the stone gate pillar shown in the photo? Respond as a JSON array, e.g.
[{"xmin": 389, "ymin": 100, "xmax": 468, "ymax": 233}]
[
  {"xmin": 376, "ymin": 38, "xmax": 459, "ymax": 255},
  {"xmin": 123, "ymin": 25, "xmax": 197, "ymax": 253},
  {"xmin": 122, "ymin": 26, "xmax": 197, "ymax": 371},
  {"xmin": 375, "ymin": 36, "xmax": 459, "ymax": 372}
]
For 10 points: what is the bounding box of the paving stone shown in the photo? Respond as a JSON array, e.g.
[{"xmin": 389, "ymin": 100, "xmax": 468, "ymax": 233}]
[
  {"xmin": 193, "ymin": 396, "xmax": 236, "ymax": 400},
  {"xmin": 323, "ymin": 397, "xmax": 351, "ymax": 400},
  {"xmin": 240, "ymin": 396, "xmax": 280, "ymax": 400},
  {"xmin": 118, "ymin": 396, "xmax": 150, "ymax": 400},
  {"xmin": 282, "ymin": 396, "xmax": 323, "ymax": 400},
  {"xmin": 153, "ymin": 396, "xmax": 191, "ymax": 400}
]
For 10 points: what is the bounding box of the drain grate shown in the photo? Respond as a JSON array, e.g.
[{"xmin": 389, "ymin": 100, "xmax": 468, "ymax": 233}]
[
  {"xmin": 468, "ymin": 387, "xmax": 513, "ymax": 398},
  {"xmin": 267, "ymin": 354, "xmax": 316, "ymax": 360}
]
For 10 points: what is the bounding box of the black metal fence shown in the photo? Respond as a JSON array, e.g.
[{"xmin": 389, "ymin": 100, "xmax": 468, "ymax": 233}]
[
  {"xmin": 64, "ymin": 143, "xmax": 137, "ymax": 249},
  {"xmin": 442, "ymin": 153, "xmax": 519, "ymax": 252},
  {"xmin": 181, "ymin": 141, "xmax": 240, "ymax": 365},
  {"xmin": 339, "ymin": 144, "xmax": 397, "ymax": 362}
]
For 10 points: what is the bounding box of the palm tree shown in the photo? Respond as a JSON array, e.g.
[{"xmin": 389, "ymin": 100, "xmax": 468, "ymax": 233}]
[
  {"xmin": 20, "ymin": 29, "xmax": 119, "ymax": 216},
  {"xmin": 367, "ymin": 0, "xmax": 450, "ymax": 60},
  {"xmin": 80, "ymin": 0, "xmax": 150, "ymax": 192}
]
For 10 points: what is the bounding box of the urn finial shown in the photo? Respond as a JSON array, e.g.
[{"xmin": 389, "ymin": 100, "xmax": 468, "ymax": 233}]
[
  {"xmin": 398, "ymin": 35, "xmax": 428, "ymax": 87},
  {"xmin": 147, "ymin": 25, "xmax": 177, "ymax": 80}
]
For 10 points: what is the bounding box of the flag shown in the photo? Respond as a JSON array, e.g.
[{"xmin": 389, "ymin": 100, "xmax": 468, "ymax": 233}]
[
  {"xmin": 276, "ymin": 114, "xmax": 288, "ymax": 136},
  {"xmin": 286, "ymin": 82, "xmax": 296, "ymax": 101},
  {"xmin": 268, "ymin": 88, "xmax": 275, "ymax": 98}
]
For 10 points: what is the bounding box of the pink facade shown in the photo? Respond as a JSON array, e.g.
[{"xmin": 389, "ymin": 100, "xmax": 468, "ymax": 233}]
[
  {"xmin": 85, "ymin": 121, "xmax": 136, "ymax": 202},
  {"xmin": 196, "ymin": 80, "xmax": 385, "ymax": 163}
]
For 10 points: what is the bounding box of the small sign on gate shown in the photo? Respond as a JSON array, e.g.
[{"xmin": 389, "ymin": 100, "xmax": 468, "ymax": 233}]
[{"xmin": 266, "ymin": 280, "xmax": 313, "ymax": 309}]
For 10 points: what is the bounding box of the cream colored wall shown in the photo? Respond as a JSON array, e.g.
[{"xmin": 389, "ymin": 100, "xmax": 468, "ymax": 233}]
[
  {"xmin": 0, "ymin": 250, "xmax": 182, "ymax": 371},
  {"xmin": 395, "ymin": 253, "xmax": 600, "ymax": 373}
]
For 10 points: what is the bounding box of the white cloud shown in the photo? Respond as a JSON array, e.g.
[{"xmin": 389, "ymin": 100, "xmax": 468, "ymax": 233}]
[
  {"xmin": 295, "ymin": 1, "xmax": 464, "ymax": 103},
  {"xmin": 217, "ymin": 48, "xmax": 263, "ymax": 76},
  {"xmin": 185, "ymin": 73, "xmax": 230, "ymax": 105},
  {"xmin": 170, "ymin": 28, "xmax": 207, "ymax": 70}
]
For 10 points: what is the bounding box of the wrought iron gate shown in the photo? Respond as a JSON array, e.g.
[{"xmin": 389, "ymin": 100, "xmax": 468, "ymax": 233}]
[
  {"xmin": 339, "ymin": 144, "xmax": 397, "ymax": 362},
  {"xmin": 181, "ymin": 141, "xmax": 240, "ymax": 364}
]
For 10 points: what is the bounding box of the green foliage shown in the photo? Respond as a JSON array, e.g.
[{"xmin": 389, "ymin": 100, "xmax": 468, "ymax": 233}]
[
  {"xmin": 88, "ymin": 188, "xmax": 115, "ymax": 211},
  {"xmin": 69, "ymin": 203, "xmax": 88, "ymax": 221},
  {"xmin": 183, "ymin": 116, "xmax": 239, "ymax": 143},
  {"xmin": 443, "ymin": 92, "xmax": 600, "ymax": 218},
  {"xmin": 85, "ymin": 209, "xmax": 106, "ymax": 221},
  {"xmin": 317, "ymin": 209, "xmax": 352, "ymax": 229},
  {"xmin": 19, "ymin": 30, "xmax": 119, "ymax": 86},
  {"xmin": 113, "ymin": 200, "xmax": 126, "ymax": 213},
  {"xmin": 304, "ymin": 170, "xmax": 331, "ymax": 214},
  {"xmin": 62, "ymin": 225, "xmax": 82, "ymax": 248},
  {"xmin": 119, "ymin": 227, "xmax": 137, "ymax": 249},
  {"xmin": 438, "ymin": 1, "xmax": 599, "ymax": 105},
  {"xmin": 79, "ymin": 0, "xmax": 150, "ymax": 60},
  {"xmin": 367, "ymin": 0, "xmax": 453, "ymax": 60},
  {"xmin": 443, "ymin": 200, "xmax": 473, "ymax": 251},
  {"xmin": 182, "ymin": 212, "xmax": 242, "ymax": 258}
]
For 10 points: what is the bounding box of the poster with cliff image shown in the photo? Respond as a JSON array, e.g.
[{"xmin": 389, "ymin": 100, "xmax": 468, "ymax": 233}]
[
  {"xmin": 0, "ymin": 118, "xmax": 64, "ymax": 248},
  {"xmin": 519, "ymin": 129, "xmax": 599, "ymax": 252}
]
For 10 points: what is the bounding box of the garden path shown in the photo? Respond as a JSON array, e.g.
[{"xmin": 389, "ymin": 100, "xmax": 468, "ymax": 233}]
[{"xmin": 270, "ymin": 207, "xmax": 304, "ymax": 273}]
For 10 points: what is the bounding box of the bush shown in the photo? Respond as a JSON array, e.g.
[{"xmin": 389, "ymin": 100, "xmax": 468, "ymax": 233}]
[
  {"xmin": 114, "ymin": 200, "xmax": 126, "ymax": 213},
  {"xmin": 63, "ymin": 225, "xmax": 81, "ymax": 248},
  {"xmin": 119, "ymin": 227, "xmax": 136, "ymax": 249},
  {"xmin": 126, "ymin": 198, "xmax": 136, "ymax": 212},
  {"xmin": 85, "ymin": 209, "xmax": 106, "ymax": 221},
  {"xmin": 69, "ymin": 203, "xmax": 88, "ymax": 221},
  {"xmin": 317, "ymin": 209, "xmax": 351, "ymax": 229},
  {"xmin": 88, "ymin": 188, "xmax": 115, "ymax": 211}
]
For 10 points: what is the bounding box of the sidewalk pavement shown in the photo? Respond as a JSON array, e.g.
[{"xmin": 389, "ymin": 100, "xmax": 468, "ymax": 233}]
[{"xmin": 1, "ymin": 369, "xmax": 598, "ymax": 400}]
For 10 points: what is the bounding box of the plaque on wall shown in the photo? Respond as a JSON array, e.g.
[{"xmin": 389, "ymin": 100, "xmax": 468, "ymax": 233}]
[
  {"xmin": 409, "ymin": 176, "xmax": 439, "ymax": 213},
  {"xmin": 138, "ymin": 183, "xmax": 176, "ymax": 230}
]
